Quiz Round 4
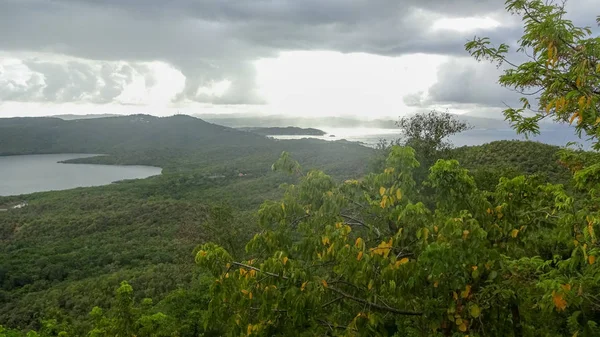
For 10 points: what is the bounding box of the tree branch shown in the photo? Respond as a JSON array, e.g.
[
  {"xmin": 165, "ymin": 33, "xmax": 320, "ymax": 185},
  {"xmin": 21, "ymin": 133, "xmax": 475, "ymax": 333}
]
[
  {"xmin": 327, "ymin": 287, "xmax": 422, "ymax": 316},
  {"xmin": 321, "ymin": 296, "xmax": 344, "ymax": 309},
  {"xmin": 340, "ymin": 214, "xmax": 382, "ymax": 238},
  {"xmin": 231, "ymin": 262, "xmax": 288, "ymax": 279},
  {"xmin": 318, "ymin": 320, "xmax": 357, "ymax": 332}
]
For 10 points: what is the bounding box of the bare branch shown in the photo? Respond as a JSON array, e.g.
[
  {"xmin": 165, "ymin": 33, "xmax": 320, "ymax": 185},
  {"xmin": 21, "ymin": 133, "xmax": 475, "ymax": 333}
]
[
  {"xmin": 321, "ymin": 296, "xmax": 344, "ymax": 308},
  {"xmin": 340, "ymin": 214, "xmax": 382, "ymax": 238},
  {"xmin": 327, "ymin": 287, "xmax": 422, "ymax": 316}
]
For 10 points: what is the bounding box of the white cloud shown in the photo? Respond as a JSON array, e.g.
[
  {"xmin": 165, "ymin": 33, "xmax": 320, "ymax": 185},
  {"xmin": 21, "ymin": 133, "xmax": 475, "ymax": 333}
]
[
  {"xmin": 431, "ymin": 16, "xmax": 501, "ymax": 32},
  {"xmin": 255, "ymin": 51, "xmax": 447, "ymax": 118}
]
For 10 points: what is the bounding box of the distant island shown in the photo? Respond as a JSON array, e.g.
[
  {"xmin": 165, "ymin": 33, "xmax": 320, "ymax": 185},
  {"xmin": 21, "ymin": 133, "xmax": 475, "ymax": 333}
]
[{"xmin": 238, "ymin": 126, "xmax": 326, "ymax": 136}]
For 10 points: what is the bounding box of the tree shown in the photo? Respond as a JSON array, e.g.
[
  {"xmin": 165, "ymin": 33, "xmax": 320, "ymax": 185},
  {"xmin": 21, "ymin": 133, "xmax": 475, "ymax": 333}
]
[
  {"xmin": 395, "ymin": 109, "xmax": 472, "ymax": 182},
  {"xmin": 196, "ymin": 146, "xmax": 600, "ymax": 336},
  {"xmin": 465, "ymin": 0, "xmax": 600, "ymax": 149}
]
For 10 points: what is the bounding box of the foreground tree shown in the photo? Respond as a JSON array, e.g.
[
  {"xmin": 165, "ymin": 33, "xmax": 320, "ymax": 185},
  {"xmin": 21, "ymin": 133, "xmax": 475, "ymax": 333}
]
[
  {"xmin": 465, "ymin": 0, "xmax": 600, "ymax": 148},
  {"xmin": 197, "ymin": 145, "xmax": 600, "ymax": 336}
]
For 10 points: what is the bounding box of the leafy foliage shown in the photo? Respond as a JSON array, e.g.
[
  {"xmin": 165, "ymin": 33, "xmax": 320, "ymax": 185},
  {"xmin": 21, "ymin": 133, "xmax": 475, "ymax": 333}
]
[
  {"xmin": 465, "ymin": 0, "xmax": 600, "ymax": 148},
  {"xmin": 197, "ymin": 144, "xmax": 600, "ymax": 336}
]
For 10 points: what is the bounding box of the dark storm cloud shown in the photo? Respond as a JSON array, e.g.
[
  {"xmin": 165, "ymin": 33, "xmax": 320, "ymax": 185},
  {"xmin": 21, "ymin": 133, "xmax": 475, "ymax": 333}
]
[
  {"xmin": 0, "ymin": 0, "xmax": 595, "ymax": 106},
  {"xmin": 426, "ymin": 58, "xmax": 524, "ymax": 108}
]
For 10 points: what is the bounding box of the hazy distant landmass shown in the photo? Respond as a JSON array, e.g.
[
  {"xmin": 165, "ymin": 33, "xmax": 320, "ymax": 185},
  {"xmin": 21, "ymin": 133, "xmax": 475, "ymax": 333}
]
[
  {"xmin": 50, "ymin": 114, "xmax": 122, "ymax": 120},
  {"xmin": 47, "ymin": 112, "xmax": 560, "ymax": 132},
  {"xmin": 196, "ymin": 114, "xmax": 397, "ymax": 128},
  {"xmin": 0, "ymin": 114, "xmax": 374, "ymax": 177},
  {"xmin": 195, "ymin": 113, "xmax": 520, "ymax": 130},
  {"xmin": 239, "ymin": 126, "xmax": 326, "ymax": 136}
]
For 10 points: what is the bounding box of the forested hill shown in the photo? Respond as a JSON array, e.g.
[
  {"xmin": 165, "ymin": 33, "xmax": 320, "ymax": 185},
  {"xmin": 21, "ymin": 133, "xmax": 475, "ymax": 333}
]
[
  {"xmin": 0, "ymin": 114, "xmax": 270, "ymax": 155},
  {"xmin": 0, "ymin": 114, "xmax": 374, "ymax": 178}
]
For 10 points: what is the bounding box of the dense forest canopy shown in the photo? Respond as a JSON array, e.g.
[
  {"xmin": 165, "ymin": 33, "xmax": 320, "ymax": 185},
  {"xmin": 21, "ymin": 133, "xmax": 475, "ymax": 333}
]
[{"xmin": 1, "ymin": 0, "xmax": 600, "ymax": 336}]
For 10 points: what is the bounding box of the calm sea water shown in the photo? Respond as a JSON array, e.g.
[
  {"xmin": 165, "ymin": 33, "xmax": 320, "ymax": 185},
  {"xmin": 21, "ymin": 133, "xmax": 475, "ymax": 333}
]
[
  {"xmin": 0, "ymin": 154, "xmax": 162, "ymax": 196},
  {"xmin": 271, "ymin": 127, "xmax": 592, "ymax": 149}
]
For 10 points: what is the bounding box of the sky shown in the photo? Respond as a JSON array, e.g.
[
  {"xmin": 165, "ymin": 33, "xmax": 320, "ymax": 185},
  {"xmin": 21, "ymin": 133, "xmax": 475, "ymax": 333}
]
[{"xmin": 0, "ymin": 0, "xmax": 597, "ymax": 119}]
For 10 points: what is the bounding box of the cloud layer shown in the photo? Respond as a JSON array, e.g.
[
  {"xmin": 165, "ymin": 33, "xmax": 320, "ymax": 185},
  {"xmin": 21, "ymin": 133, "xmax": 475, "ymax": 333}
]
[{"xmin": 0, "ymin": 0, "xmax": 597, "ymax": 113}]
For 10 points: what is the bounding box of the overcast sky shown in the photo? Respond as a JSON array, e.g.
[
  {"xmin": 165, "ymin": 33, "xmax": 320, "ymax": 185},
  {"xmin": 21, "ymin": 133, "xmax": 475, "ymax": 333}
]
[{"xmin": 0, "ymin": 0, "xmax": 597, "ymax": 119}]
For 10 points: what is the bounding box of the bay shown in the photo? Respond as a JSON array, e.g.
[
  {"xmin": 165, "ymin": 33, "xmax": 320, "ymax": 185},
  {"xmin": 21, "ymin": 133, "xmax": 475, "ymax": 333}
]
[{"xmin": 0, "ymin": 154, "xmax": 161, "ymax": 196}]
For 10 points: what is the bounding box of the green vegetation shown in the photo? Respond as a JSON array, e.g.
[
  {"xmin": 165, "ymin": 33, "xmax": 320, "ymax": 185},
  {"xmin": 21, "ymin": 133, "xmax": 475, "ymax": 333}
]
[
  {"xmin": 465, "ymin": 0, "xmax": 600, "ymax": 147},
  {"xmin": 0, "ymin": 114, "xmax": 373, "ymax": 179},
  {"xmin": 1, "ymin": 0, "xmax": 600, "ymax": 336},
  {"xmin": 238, "ymin": 127, "xmax": 327, "ymax": 136}
]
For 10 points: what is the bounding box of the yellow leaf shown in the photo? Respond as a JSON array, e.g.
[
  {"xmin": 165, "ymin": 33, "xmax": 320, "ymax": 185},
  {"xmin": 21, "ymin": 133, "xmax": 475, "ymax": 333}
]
[
  {"xmin": 247, "ymin": 324, "xmax": 252, "ymax": 335},
  {"xmin": 379, "ymin": 186, "xmax": 386, "ymax": 196},
  {"xmin": 434, "ymin": 281, "xmax": 439, "ymax": 288},
  {"xmin": 462, "ymin": 230, "xmax": 470, "ymax": 240},
  {"xmin": 321, "ymin": 279, "xmax": 328, "ymax": 288},
  {"xmin": 241, "ymin": 289, "xmax": 249, "ymax": 295},
  {"xmin": 225, "ymin": 272, "xmax": 229, "ymax": 278},
  {"xmin": 573, "ymin": 239, "xmax": 579, "ymax": 247},
  {"xmin": 396, "ymin": 189, "xmax": 402, "ymax": 200},
  {"xmin": 282, "ymin": 257, "xmax": 289, "ymax": 265},
  {"xmin": 239, "ymin": 268, "xmax": 247, "ymax": 276},
  {"xmin": 322, "ymin": 236, "xmax": 330, "ymax": 246},
  {"xmin": 434, "ymin": 225, "xmax": 439, "ymax": 233},
  {"xmin": 355, "ymin": 237, "xmax": 364, "ymax": 248},
  {"xmin": 368, "ymin": 280, "xmax": 374, "ymax": 290},
  {"xmin": 472, "ymin": 265, "xmax": 478, "ymax": 271},
  {"xmin": 370, "ymin": 238, "xmax": 393, "ymax": 258},
  {"xmin": 578, "ymin": 96, "xmax": 587, "ymax": 109},
  {"xmin": 335, "ymin": 222, "xmax": 342, "ymax": 229},
  {"xmin": 380, "ymin": 195, "xmax": 388, "ymax": 208},
  {"xmin": 589, "ymin": 255, "xmax": 596, "ymax": 265},
  {"xmin": 327, "ymin": 243, "xmax": 335, "ymax": 255},
  {"xmin": 459, "ymin": 322, "xmax": 467, "ymax": 332},
  {"xmin": 486, "ymin": 208, "xmax": 492, "ymax": 215},
  {"xmin": 561, "ymin": 284, "xmax": 572, "ymax": 292},
  {"xmin": 453, "ymin": 292, "xmax": 459, "ymax": 300},
  {"xmin": 461, "ymin": 285, "xmax": 472, "ymax": 299},
  {"xmin": 248, "ymin": 269, "xmax": 257, "ymax": 278},
  {"xmin": 396, "ymin": 257, "xmax": 409, "ymax": 267},
  {"xmin": 301, "ymin": 281, "xmax": 308, "ymax": 291},
  {"xmin": 552, "ymin": 291, "xmax": 567, "ymax": 311},
  {"xmin": 511, "ymin": 229, "xmax": 519, "ymax": 238},
  {"xmin": 357, "ymin": 251, "xmax": 363, "ymax": 261},
  {"xmin": 570, "ymin": 111, "xmax": 579, "ymax": 124},
  {"xmin": 249, "ymin": 292, "xmax": 253, "ymax": 300}
]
